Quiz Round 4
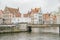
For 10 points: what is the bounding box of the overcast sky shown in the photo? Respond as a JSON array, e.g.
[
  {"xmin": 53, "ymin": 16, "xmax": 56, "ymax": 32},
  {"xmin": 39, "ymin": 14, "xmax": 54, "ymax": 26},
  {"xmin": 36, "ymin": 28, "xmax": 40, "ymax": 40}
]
[{"xmin": 0, "ymin": 0, "xmax": 60, "ymax": 13}]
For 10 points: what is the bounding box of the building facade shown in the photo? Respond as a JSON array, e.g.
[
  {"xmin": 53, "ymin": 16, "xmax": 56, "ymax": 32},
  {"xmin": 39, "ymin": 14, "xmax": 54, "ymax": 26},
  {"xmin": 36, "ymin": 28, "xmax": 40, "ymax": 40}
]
[
  {"xmin": 43, "ymin": 12, "xmax": 57, "ymax": 24},
  {"xmin": 3, "ymin": 7, "xmax": 21, "ymax": 24},
  {"xmin": 43, "ymin": 13, "xmax": 50, "ymax": 24},
  {"xmin": 51, "ymin": 9, "xmax": 60, "ymax": 24},
  {"xmin": 50, "ymin": 13, "xmax": 57, "ymax": 24},
  {"xmin": 56, "ymin": 7, "xmax": 60, "ymax": 24},
  {"xmin": 29, "ymin": 8, "xmax": 42, "ymax": 24},
  {"xmin": 38, "ymin": 10, "xmax": 43, "ymax": 24},
  {"xmin": 0, "ymin": 10, "xmax": 3, "ymax": 24},
  {"xmin": 23, "ymin": 14, "xmax": 31, "ymax": 24}
]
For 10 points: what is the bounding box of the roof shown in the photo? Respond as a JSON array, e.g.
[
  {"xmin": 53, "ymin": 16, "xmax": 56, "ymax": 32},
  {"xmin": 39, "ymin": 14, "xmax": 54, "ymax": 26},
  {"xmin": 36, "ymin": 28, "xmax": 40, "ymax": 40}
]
[
  {"xmin": 4, "ymin": 7, "xmax": 21, "ymax": 17},
  {"xmin": 31, "ymin": 8, "xmax": 41, "ymax": 13},
  {"xmin": 5, "ymin": 7, "xmax": 19, "ymax": 13},
  {"xmin": 26, "ymin": 8, "xmax": 41, "ymax": 17},
  {"xmin": 0, "ymin": 10, "xmax": 3, "ymax": 14},
  {"xmin": 43, "ymin": 13, "xmax": 50, "ymax": 16},
  {"xmin": 23, "ymin": 14, "xmax": 29, "ymax": 17},
  {"xmin": 43, "ymin": 13, "xmax": 50, "ymax": 20},
  {"xmin": 15, "ymin": 12, "xmax": 21, "ymax": 17}
]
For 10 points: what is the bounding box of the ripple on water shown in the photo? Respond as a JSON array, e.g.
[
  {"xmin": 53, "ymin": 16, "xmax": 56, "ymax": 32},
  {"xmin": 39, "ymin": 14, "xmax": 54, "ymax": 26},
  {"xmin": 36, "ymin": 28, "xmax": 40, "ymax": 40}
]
[{"xmin": 0, "ymin": 32, "xmax": 59, "ymax": 40}]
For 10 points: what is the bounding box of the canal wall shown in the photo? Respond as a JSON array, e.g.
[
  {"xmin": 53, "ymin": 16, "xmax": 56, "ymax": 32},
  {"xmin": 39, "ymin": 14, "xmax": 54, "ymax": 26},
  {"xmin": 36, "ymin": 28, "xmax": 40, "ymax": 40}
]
[
  {"xmin": 31, "ymin": 27, "xmax": 59, "ymax": 34},
  {"xmin": 16, "ymin": 23, "xmax": 28, "ymax": 32},
  {"xmin": 0, "ymin": 24, "xmax": 59, "ymax": 34}
]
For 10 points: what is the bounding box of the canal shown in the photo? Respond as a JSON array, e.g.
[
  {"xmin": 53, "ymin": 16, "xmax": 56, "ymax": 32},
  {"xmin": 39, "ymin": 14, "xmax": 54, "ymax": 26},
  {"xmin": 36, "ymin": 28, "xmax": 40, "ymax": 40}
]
[{"xmin": 0, "ymin": 32, "xmax": 59, "ymax": 40}]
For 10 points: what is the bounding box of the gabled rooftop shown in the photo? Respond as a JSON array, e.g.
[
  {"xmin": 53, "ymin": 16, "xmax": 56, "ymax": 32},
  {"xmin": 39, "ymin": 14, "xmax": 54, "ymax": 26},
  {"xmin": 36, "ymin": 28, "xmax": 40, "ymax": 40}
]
[{"xmin": 4, "ymin": 7, "xmax": 21, "ymax": 17}]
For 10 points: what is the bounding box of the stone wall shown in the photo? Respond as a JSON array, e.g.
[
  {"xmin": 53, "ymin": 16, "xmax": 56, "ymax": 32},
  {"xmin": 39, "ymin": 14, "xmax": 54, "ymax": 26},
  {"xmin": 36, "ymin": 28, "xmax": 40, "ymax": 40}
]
[{"xmin": 31, "ymin": 27, "xmax": 59, "ymax": 34}]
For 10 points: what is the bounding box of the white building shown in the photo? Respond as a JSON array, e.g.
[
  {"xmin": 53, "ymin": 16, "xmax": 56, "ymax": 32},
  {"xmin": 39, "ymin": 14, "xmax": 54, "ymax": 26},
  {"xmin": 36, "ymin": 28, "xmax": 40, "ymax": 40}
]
[
  {"xmin": 33, "ymin": 13, "xmax": 39, "ymax": 24},
  {"xmin": 57, "ymin": 7, "xmax": 60, "ymax": 24},
  {"xmin": 23, "ymin": 14, "xmax": 31, "ymax": 24},
  {"xmin": 33, "ymin": 12, "xmax": 43, "ymax": 24},
  {"xmin": 12, "ymin": 17, "xmax": 21, "ymax": 24},
  {"xmin": 55, "ymin": 12, "xmax": 60, "ymax": 24},
  {"xmin": 11, "ymin": 13, "xmax": 31, "ymax": 24},
  {"xmin": 39, "ymin": 12, "xmax": 43, "ymax": 24},
  {"xmin": 51, "ymin": 7, "xmax": 60, "ymax": 24},
  {"xmin": 50, "ymin": 13, "xmax": 57, "ymax": 24},
  {"xmin": 56, "ymin": 15, "xmax": 60, "ymax": 24},
  {"xmin": 30, "ymin": 8, "xmax": 43, "ymax": 24},
  {"xmin": 22, "ymin": 17, "xmax": 31, "ymax": 23}
]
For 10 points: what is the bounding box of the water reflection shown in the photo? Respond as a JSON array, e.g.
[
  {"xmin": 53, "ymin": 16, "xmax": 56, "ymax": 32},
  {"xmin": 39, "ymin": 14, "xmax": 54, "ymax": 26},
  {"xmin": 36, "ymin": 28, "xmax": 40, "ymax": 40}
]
[{"xmin": 0, "ymin": 32, "xmax": 59, "ymax": 40}]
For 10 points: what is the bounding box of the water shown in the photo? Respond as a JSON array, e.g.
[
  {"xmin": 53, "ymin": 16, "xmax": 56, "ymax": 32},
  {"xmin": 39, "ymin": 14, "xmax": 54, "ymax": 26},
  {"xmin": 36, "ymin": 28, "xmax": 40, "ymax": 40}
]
[{"xmin": 0, "ymin": 32, "xmax": 59, "ymax": 40}]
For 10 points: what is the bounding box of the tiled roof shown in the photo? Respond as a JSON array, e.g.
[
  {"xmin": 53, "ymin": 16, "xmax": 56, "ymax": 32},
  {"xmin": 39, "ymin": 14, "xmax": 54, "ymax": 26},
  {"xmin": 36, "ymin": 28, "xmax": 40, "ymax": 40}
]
[
  {"xmin": 43, "ymin": 14, "xmax": 50, "ymax": 20},
  {"xmin": 15, "ymin": 12, "xmax": 21, "ymax": 17},
  {"xmin": 5, "ymin": 7, "xmax": 19, "ymax": 13},
  {"xmin": 43, "ymin": 13, "xmax": 56, "ymax": 20},
  {"xmin": 0, "ymin": 10, "xmax": 3, "ymax": 14},
  {"xmin": 4, "ymin": 7, "xmax": 21, "ymax": 17},
  {"xmin": 23, "ymin": 14, "xmax": 29, "ymax": 17},
  {"xmin": 31, "ymin": 8, "xmax": 41, "ymax": 13}
]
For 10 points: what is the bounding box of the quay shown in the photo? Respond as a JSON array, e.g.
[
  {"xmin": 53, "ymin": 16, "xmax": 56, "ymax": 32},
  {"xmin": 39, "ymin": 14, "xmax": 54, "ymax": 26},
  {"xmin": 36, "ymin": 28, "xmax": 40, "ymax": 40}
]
[
  {"xmin": 0, "ymin": 24, "xmax": 59, "ymax": 34},
  {"xmin": 28, "ymin": 24, "xmax": 59, "ymax": 28},
  {"xmin": 28, "ymin": 24, "xmax": 59, "ymax": 34},
  {"xmin": 0, "ymin": 24, "xmax": 20, "ymax": 33}
]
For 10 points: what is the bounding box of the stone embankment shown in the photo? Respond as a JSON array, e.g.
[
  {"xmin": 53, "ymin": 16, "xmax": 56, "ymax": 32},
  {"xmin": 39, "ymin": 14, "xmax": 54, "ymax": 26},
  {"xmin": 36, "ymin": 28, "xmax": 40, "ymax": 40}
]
[{"xmin": 0, "ymin": 24, "xmax": 59, "ymax": 34}]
